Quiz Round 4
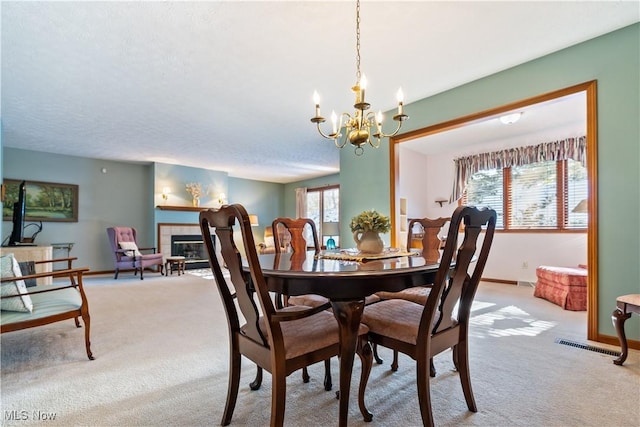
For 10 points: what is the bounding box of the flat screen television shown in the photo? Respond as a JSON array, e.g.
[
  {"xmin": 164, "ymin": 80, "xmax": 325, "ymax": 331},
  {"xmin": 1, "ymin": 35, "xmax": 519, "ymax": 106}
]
[{"xmin": 8, "ymin": 180, "xmax": 27, "ymax": 246}]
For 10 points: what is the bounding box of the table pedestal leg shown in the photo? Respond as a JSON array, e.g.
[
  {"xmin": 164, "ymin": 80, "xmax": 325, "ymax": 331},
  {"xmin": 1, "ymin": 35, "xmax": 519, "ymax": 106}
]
[{"xmin": 331, "ymin": 299, "xmax": 365, "ymax": 427}]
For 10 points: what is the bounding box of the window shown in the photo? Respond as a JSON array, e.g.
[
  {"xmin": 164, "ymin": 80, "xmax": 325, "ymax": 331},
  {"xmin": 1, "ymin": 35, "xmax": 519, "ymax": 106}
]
[
  {"xmin": 465, "ymin": 159, "xmax": 587, "ymax": 231},
  {"xmin": 306, "ymin": 185, "xmax": 340, "ymax": 246}
]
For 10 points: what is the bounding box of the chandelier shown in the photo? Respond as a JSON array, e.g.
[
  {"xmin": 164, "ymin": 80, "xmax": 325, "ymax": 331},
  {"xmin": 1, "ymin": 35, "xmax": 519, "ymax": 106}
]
[{"xmin": 311, "ymin": 0, "xmax": 408, "ymax": 155}]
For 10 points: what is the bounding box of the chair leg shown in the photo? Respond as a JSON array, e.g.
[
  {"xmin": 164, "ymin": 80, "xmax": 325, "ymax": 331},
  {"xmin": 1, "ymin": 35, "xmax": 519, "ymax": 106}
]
[
  {"xmin": 457, "ymin": 340, "xmax": 477, "ymax": 412},
  {"xmin": 222, "ymin": 347, "xmax": 242, "ymax": 426},
  {"xmin": 271, "ymin": 369, "xmax": 287, "ymax": 427},
  {"xmin": 452, "ymin": 344, "xmax": 460, "ymax": 371},
  {"xmin": 391, "ymin": 349, "xmax": 399, "ymax": 371},
  {"xmin": 249, "ymin": 366, "xmax": 263, "ymax": 390},
  {"xmin": 372, "ymin": 343, "xmax": 384, "ymax": 364},
  {"xmin": 357, "ymin": 338, "xmax": 373, "ymax": 422},
  {"xmin": 430, "ymin": 358, "xmax": 436, "ymax": 378},
  {"xmin": 416, "ymin": 355, "xmax": 435, "ymax": 427},
  {"xmin": 301, "ymin": 366, "xmax": 310, "ymax": 383},
  {"xmin": 140, "ymin": 268, "xmax": 144, "ymax": 280},
  {"xmin": 323, "ymin": 359, "xmax": 332, "ymax": 391},
  {"xmin": 114, "ymin": 269, "xmax": 119, "ymax": 279},
  {"xmin": 81, "ymin": 311, "xmax": 94, "ymax": 360}
]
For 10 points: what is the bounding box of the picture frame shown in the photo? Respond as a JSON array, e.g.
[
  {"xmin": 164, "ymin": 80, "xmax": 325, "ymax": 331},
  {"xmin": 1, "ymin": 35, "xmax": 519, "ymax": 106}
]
[{"xmin": 2, "ymin": 179, "xmax": 79, "ymax": 222}]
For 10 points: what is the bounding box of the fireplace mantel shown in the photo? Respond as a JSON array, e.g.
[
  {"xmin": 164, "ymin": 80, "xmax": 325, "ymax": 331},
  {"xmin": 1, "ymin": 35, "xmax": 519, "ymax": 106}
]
[{"xmin": 156, "ymin": 205, "xmax": 209, "ymax": 212}]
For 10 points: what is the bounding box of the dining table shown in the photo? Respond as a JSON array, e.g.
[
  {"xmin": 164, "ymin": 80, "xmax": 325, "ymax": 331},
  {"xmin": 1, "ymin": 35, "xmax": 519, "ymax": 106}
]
[{"xmin": 249, "ymin": 249, "xmax": 441, "ymax": 426}]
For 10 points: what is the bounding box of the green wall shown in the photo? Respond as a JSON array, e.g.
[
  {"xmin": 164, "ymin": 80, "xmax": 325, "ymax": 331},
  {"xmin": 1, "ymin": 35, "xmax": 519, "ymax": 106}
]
[
  {"xmin": 2, "ymin": 148, "xmax": 287, "ymax": 270},
  {"xmin": 340, "ymin": 23, "xmax": 640, "ymax": 339},
  {"xmin": 2, "ymin": 148, "xmax": 154, "ymax": 270}
]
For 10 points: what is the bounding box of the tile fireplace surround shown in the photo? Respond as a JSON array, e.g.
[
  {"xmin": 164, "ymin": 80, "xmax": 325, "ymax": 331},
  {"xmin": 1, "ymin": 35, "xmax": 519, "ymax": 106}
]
[{"xmin": 158, "ymin": 223, "xmax": 220, "ymax": 265}]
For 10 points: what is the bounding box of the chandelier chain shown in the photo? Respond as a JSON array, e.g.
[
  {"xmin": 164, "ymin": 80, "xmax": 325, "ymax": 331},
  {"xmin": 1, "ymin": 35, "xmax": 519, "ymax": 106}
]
[
  {"xmin": 355, "ymin": 0, "xmax": 361, "ymax": 82},
  {"xmin": 310, "ymin": 0, "xmax": 408, "ymax": 155}
]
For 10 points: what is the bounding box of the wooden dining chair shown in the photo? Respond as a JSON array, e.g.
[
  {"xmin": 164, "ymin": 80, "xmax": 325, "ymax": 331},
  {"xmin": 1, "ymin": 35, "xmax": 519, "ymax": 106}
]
[
  {"xmin": 373, "ymin": 216, "xmax": 449, "ymax": 370},
  {"xmin": 200, "ymin": 205, "xmax": 373, "ymax": 426},
  {"xmin": 271, "ymin": 217, "xmax": 333, "ymax": 390},
  {"xmin": 359, "ymin": 206, "xmax": 497, "ymax": 427}
]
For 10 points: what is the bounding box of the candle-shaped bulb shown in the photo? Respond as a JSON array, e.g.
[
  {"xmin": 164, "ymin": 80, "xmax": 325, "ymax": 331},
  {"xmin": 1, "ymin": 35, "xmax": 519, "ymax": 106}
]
[
  {"xmin": 313, "ymin": 90, "xmax": 321, "ymax": 117},
  {"xmin": 359, "ymin": 74, "xmax": 367, "ymax": 104},
  {"xmin": 397, "ymin": 87, "xmax": 404, "ymax": 115},
  {"xmin": 331, "ymin": 111, "xmax": 338, "ymax": 134},
  {"xmin": 376, "ymin": 110, "xmax": 383, "ymax": 126}
]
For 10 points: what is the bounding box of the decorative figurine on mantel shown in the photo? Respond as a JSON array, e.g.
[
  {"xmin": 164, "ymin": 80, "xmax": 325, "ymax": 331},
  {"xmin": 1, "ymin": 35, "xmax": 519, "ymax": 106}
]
[{"xmin": 185, "ymin": 182, "xmax": 203, "ymax": 207}]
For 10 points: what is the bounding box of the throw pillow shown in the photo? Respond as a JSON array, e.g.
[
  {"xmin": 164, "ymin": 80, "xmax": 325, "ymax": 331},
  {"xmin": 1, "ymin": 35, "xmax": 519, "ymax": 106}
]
[
  {"xmin": 18, "ymin": 261, "xmax": 37, "ymax": 287},
  {"xmin": 0, "ymin": 253, "xmax": 34, "ymax": 313},
  {"xmin": 119, "ymin": 241, "xmax": 142, "ymax": 257},
  {"xmin": 264, "ymin": 236, "xmax": 275, "ymax": 248}
]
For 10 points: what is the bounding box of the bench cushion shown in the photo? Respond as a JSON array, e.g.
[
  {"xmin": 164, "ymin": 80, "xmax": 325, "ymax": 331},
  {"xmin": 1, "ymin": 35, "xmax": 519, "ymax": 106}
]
[{"xmin": 1, "ymin": 285, "xmax": 82, "ymax": 326}]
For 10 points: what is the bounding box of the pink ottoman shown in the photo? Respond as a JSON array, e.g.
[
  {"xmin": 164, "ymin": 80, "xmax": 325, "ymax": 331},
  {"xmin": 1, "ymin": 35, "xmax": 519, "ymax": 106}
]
[{"xmin": 534, "ymin": 265, "xmax": 588, "ymax": 311}]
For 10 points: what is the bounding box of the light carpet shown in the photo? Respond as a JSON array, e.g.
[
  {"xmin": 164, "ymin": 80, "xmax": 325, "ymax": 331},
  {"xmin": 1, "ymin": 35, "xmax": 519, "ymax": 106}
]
[{"xmin": 1, "ymin": 272, "xmax": 639, "ymax": 426}]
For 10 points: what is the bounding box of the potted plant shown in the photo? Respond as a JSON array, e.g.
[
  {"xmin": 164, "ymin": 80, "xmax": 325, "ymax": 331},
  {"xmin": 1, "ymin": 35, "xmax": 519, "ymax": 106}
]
[{"xmin": 350, "ymin": 210, "xmax": 390, "ymax": 253}]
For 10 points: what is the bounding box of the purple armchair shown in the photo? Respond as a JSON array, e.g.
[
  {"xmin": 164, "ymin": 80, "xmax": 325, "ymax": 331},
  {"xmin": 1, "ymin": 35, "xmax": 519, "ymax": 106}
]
[{"xmin": 106, "ymin": 227, "xmax": 164, "ymax": 280}]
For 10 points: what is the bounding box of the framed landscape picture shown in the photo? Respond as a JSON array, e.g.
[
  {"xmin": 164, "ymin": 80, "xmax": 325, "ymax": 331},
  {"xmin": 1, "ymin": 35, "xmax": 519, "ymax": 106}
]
[{"xmin": 2, "ymin": 179, "xmax": 79, "ymax": 222}]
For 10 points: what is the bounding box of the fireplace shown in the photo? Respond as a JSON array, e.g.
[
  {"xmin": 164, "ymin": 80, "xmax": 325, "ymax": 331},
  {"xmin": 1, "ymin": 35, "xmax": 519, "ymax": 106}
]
[{"xmin": 171, "ymin": 234, "xmax": 215, "ymax": 270}]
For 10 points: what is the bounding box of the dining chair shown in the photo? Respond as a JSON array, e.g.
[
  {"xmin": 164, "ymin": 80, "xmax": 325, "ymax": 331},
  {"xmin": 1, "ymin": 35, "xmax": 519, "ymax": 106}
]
[
  {"xmin": 359, "ymin": 206, "xmax": 497, "ymax": 427},
  {"xmin": 271, "ymin": 217, "xmax": 333, "ymax": 390},
  {"xmin": 373, "ymin": 216, "xmax": 450, "ymax": 370},
  {"xmin": 199, "ymin": 205, "xmax": 372, "ymax": 426}
]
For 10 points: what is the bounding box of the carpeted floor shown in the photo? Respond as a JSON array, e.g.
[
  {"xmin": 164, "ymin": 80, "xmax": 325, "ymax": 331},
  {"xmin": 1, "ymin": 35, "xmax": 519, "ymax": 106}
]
[{"xmin": 1, "ymin": 272, "xmax": 638, "ymax": 426}]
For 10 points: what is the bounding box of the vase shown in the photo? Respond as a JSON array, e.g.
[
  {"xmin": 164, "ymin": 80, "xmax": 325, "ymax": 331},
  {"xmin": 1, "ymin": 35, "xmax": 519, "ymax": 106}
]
[
  {"xmin": 192, "ymin": 197, "xmax": 200, "ymax": 207},
  {"xmin": 353, "ymin": 230, "xmax": 384, "ymax": 254}
]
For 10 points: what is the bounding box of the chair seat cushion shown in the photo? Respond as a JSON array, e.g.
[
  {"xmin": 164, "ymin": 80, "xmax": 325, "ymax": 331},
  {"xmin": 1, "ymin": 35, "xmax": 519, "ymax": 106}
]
[
  {"xmin": 254, "ymin": 306, "xmax": 368, "ymax": 359},
  {"xmin": 288, "ymin": 294, "xmax": 381, "ymax": 308},
  {"xmin": 288, "ymin": 294, "xmax": 329, "ymax": 308},
  {"xmin": 375, "ymin": 286, "xmax": 432, "ymax": 305},
  {"xmin": 362, "ymin": 299, "xmax": 424, "ymax": 345}
]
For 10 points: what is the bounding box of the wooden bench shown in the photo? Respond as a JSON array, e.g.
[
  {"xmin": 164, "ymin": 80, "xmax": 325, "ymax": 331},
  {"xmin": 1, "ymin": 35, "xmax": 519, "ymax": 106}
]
[{"xmin": 1, "ymin": 258, "xmax": 94, "ymax": 361}]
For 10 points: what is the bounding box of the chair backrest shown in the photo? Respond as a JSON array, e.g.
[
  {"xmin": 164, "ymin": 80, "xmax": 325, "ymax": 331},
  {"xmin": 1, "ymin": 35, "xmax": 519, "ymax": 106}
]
[
  {"xmin": 407, "ymin": 217, "xmax": 450, "ymax": 262},
  {"xmin": 420, "ymin": 206, "xmax": 496, "ymax": 338},
  {"xmin": 272, "ymin": 218, "xmax": 321, "ymax": 254},
  {"xmin": 106, "ymin": 226, "xmax": 138, "ymax": 260},
  {"xmin": 200, "ymin": 204, "xmax": 275, "ymax": 347}
]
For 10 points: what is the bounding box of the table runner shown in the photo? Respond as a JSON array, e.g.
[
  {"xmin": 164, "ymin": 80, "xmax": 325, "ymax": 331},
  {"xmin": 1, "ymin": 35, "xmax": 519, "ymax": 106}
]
[{"xmin": 317, "ymin": 249, "xmax": 419, "ymax": 263}]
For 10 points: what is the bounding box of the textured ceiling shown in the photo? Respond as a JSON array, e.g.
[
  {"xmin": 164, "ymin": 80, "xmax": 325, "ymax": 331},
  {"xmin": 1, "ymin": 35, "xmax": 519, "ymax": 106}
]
[{"xmin": 2, "ymin": 1, "xmax": 638, "ymax": 183}]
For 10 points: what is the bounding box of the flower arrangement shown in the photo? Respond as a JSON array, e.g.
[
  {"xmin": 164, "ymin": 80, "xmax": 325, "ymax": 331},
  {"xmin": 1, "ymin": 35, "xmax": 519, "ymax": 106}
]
[
  {"xmin": 350, "ymin": 209, "xmax": 391, "ymax": 234},
  {"xmin": 185, "ymin": 182, "xmax": 203, "ymax": 199}
]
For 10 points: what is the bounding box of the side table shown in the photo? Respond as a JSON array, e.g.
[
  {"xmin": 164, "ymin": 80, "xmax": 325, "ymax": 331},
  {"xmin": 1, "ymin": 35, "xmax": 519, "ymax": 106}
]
[
  {"xmin": 165, "ymin": 256, "xmax": 186, "ymax": 276},
  {"xmin": 612, "ymin": 294, "xmax": 640, "ymax": 365}
]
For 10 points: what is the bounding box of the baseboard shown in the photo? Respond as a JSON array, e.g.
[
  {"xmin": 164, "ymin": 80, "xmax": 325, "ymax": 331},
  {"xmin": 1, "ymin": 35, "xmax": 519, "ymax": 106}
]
[{"xmin": 481, "ymin": 277, "xmax": 517, "ymax": 285}]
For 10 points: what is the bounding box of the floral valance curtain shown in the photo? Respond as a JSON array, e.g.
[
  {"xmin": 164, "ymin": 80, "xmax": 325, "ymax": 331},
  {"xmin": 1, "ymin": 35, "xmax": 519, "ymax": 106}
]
[{"xmin": 450, "ymin": 136, "xmax": 586, "ymax": 202}]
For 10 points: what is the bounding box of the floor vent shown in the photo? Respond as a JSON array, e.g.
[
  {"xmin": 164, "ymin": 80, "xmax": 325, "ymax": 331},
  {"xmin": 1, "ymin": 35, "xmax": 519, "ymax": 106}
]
[{"xmin": 555, "ymin": 338, "xmax": 620, "ymax": 357}]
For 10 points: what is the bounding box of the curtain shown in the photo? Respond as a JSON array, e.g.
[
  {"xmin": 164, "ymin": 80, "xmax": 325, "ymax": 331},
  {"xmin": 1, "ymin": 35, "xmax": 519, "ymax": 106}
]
[
  {"xmin": 450, "ymin": 135, "xmax": 586, "ymax": 202},
  {"xmin": 295, "ymin": 187, "xmax": 312, "ymax": 246},
  {"xmin": 295, "ymin": 187, "xmax": 307, "ymax": 218}
]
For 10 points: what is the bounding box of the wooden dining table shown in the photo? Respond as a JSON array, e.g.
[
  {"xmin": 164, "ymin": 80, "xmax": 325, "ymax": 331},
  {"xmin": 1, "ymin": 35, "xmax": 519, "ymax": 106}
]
[{"xmin": 249, "ymin": 249, "xmax": 441, "ymax": 426}]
